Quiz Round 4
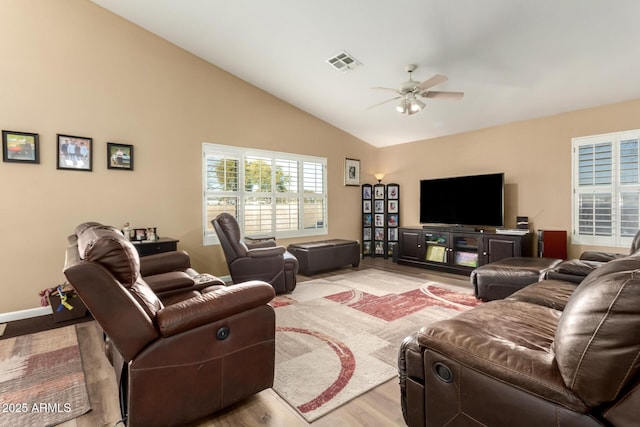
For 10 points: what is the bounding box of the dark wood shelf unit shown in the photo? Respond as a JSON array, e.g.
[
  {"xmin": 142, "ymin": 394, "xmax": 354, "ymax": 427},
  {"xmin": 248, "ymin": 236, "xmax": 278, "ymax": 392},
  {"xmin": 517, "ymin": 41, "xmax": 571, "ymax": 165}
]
[{"xmin": 361, "ymin": 183, "xmax": 400, "ymax": 259}]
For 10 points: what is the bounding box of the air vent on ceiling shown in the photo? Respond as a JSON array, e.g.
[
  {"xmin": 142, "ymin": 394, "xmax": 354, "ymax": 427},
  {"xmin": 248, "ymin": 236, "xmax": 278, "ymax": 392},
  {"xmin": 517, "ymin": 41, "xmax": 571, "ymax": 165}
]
[{"xmin": 326, "ymin": 51, "xmax": 362, "ymax": 72}]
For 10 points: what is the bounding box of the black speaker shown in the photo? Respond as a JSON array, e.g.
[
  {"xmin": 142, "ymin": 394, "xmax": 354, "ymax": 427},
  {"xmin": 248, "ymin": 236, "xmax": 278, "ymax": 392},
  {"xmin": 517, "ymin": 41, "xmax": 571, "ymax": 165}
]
[{"xmin": 516, "ymin": 216, "xmax": 529, "ymax": 230}]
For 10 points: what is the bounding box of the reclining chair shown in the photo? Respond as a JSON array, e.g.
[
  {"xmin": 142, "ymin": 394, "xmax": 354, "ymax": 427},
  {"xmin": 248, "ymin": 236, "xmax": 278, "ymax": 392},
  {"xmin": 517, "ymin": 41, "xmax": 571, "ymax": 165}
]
[
  {"xmin": 545, "ymin": 229, "xmax": 640, "ymax": 283},
  {"xmin": 63, "ymin": 223, "xmax": 276, "ymax": 427},
  {"xmin": 212, "ymin": 213, "xmax": 298, "ymax": 293}
]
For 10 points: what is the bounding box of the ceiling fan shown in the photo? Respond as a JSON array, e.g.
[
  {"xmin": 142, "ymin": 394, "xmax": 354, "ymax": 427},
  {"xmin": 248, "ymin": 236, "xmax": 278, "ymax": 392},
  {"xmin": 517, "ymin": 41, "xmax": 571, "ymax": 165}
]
[{"xmin": 369, "ymin": 64, "xmax": 464, "ymax": 115}]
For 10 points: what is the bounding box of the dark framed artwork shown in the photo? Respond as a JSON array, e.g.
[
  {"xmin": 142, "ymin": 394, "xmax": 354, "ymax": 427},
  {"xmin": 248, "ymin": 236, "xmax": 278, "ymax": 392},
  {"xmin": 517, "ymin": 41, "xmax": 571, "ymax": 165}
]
[
  {"xmin": 57, "ymin": 134, "xmax": 92, "ymax": 171},
  {"xmin": 107, "ymin": 142, "xmax": 134, "ymax": 170},
  {"xmin": 2, "ymin": 130, "xmax": 39, "ymax": 163},
  {"xmin": 345, "ymin": 158, "xmax": 360, "ymax": 186}
]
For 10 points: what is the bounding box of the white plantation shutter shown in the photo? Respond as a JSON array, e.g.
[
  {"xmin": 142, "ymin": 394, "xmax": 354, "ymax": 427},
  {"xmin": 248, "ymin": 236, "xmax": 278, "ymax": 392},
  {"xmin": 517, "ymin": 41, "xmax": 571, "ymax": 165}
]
[
  {"xmin": 573, "ymin": 130, "xmax": 640, "ymax": 247},
  {"xmin": 203, "ymin": 151, "xmax": 240, "ymax": 236},
  {"xmin": 303, "ymin": 161, "xmax": 326, "ymax": 230},
  {"xmin": 203, "ymin": 144, "xmax": 327, "ymax": 244}
]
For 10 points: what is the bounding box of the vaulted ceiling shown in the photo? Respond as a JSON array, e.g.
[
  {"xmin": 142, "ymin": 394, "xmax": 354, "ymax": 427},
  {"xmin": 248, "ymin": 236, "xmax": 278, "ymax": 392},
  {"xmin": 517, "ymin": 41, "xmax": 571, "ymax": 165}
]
[{"xmin": 91, "ymin": 0, "xmax": 640, "ymax": 147}]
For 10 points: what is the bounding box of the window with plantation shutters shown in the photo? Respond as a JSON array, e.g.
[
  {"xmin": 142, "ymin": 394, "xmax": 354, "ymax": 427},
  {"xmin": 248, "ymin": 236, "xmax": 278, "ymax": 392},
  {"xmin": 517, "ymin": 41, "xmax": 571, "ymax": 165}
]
[
  {"xmin": 203, "ymin": 143, "xmax": 327, "ymax": 245},
  {"xmin": 572, "ymin": 130, "xmax": 640, "ymax": 247}
]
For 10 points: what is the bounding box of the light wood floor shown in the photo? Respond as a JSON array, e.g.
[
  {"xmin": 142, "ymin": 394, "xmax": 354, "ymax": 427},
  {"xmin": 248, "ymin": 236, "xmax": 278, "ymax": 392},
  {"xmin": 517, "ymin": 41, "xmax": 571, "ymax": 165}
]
[{"xmin": 62, "ymin": 258, "xmax": 472, "ymax": 427}]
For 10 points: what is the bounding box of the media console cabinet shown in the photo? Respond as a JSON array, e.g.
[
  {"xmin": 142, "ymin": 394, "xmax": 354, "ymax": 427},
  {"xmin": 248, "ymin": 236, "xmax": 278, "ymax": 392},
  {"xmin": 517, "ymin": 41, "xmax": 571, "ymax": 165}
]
[{"xmin": 397, "ymin": 226, "xmax": 533, "ymax": 275}]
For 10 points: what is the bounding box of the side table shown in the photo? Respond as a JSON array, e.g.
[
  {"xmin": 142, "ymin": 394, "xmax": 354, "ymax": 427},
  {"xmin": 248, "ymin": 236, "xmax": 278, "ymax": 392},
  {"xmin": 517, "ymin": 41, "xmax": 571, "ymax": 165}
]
[{"xmin": 132, "ymin": 238, "xmax": 179, "ymax": 257}]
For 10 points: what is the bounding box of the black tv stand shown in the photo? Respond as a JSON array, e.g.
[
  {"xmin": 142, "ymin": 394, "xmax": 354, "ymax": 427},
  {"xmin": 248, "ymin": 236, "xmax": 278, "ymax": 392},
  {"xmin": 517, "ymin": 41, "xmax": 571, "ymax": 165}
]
[{"xmin": 400, "ymin": 226, "xmax": 533, "ymax": 275}]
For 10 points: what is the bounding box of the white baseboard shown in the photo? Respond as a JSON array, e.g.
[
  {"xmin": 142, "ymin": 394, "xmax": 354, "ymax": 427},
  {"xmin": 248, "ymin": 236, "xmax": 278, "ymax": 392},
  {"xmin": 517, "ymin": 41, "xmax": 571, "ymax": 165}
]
[{"xmin": 0, "ymin": 306, "xmax": 52, "ymax": 323}]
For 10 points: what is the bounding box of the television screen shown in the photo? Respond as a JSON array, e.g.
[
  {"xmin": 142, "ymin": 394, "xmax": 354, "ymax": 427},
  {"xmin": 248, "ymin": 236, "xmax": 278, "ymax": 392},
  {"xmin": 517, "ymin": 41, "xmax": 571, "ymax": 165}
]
[{"xmin": 419, "ymin": 173, "xmax": 504, "ymax": 227}]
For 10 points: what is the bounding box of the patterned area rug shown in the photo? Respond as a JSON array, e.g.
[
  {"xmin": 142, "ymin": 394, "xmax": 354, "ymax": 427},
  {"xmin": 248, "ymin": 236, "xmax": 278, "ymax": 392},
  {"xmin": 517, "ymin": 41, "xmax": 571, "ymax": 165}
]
[
  {"xmin": 272, "ymin": 268, "xmax": 480, "ymax": 422},
  {"xmin": 0, "ymin": 325, "xmax": 91, "ymax": 426}
]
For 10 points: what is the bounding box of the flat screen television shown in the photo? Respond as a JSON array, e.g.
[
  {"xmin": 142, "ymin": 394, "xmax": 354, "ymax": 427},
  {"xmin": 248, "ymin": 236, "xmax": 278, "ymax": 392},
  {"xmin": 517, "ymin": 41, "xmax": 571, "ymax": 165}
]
[{"xmin": 419, "ymin": 172, "xmax": 504, "ymax": 227}]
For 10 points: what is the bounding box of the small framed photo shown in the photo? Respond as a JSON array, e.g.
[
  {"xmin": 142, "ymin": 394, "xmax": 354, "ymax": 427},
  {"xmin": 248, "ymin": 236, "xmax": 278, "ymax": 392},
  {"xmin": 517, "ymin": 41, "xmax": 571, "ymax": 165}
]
[
  {"xmin": 375, "ymin": 214, "xmax": 385, "ymax": 227},
  {"xmin": 363, "ymin": 214, "xmax": 372, "ymax": 227},
  {"xmin": 133, "ymin": 228, "xmax": 147, "ymax": 241},
  {"xmin": 363, "ymin": 241, "xmax": 372, "ymax": 255},
  {"xmin": 363, "ymin": 228, "xmax": 372, "ymax": 241},
  {"xmin": 2, "ymin": 130, "xmax": 39, "ymax": 164},
  {"xmin": 362, "ymin": 184, "xmax": 372, "ymax": 200},
  {"xmin": 388, "ymin": 200, "xmax": 399, "ymax": 213},
  {"xmin": 387, "ymin": 184, "xmax": 399, "ymax": 199},
  {"xmin": 363, "ymin": 200, "xmax": 372, "ymax": 213},
  {"xmin": 388, "ymin": 214, "xmax": 398, "ymax": 227},
  {"xmin": 57, "ymin": 134, "xmax": 92, "ymax": 171},
  {"xmin": 374, "ymin": 200, "xmax": 384, "ymax": 213},
  {"xmin": 374, "ymin": 185, "xmax": 385, "ymax": 199},
  {"xmin": 345, "ymin": 158, "xmax": 360, "ymax": 186},
  {"xmin": 107, "ymin": 143, "xmax": 134, "ymax": 170},
  {"xmin": 388, "ymin": 242, "xmax": 397, "ymax": 256}
]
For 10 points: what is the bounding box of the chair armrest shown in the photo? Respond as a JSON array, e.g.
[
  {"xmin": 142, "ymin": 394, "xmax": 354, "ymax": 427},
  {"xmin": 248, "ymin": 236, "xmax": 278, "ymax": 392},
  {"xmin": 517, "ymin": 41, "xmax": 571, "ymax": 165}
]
[
  {"xmin": 156, "ymin": 281, "xmax": 275, "ymax": 337},
  {"xmin": 579, "ymin": 251, "xmax": 625, "ymax": 262},
  {"xmin": 139, "ymin": 250, "xmax": 191, "ymax": 276},
  {"xmin": 246, "ymin": 240, "xmax": 277, "ymax": 249},
  {"xmin": 246, "ymin": 246, "xmax": 286, "ymax": 258}
]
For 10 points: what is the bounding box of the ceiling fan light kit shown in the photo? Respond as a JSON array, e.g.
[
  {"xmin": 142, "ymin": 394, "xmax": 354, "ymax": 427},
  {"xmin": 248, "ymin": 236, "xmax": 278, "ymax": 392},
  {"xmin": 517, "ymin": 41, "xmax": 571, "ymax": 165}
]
[{"xmin": 370, "ymin": 64, "xmax": 463, "ymax": 115}]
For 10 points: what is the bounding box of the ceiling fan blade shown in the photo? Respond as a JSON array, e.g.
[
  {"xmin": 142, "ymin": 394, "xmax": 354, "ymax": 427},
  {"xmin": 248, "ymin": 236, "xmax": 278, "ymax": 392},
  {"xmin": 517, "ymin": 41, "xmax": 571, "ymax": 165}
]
[
  {"xmin": 370, "ymin": 86, "xmax": 399, "ymax": 93},
  {"xmin": 416, "ymin": 74, "xmax": 448, "ymax": 91},
  {"xmin": 366, "ymin": 96, "xmax": 401, "ymax": 110},
  {"xmin": 421, "ymin": 91, "xmax": 464, "ymax": 100}
]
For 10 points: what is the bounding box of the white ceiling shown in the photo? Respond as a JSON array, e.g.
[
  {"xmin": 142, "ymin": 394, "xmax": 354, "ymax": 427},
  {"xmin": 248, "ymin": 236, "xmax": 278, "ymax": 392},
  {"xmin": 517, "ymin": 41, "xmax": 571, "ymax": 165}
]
[{"xmin": 91, "ymin": 0, "xmax": 640, "ymax": 147}]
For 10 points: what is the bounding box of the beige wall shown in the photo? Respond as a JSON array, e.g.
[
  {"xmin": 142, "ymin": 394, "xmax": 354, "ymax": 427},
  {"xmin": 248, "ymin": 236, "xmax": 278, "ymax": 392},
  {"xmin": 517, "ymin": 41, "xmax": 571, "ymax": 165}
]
[
  {"xmin": 2, "ymin": 1, "xmax": 640, "ymax": 314},
  {"xmin": 380, "ymin": 99, "xmax": 640, "ymax": 258},
  {"xmin": 0, "ymin": 0, "xmax": 376, "ymax": 313}
]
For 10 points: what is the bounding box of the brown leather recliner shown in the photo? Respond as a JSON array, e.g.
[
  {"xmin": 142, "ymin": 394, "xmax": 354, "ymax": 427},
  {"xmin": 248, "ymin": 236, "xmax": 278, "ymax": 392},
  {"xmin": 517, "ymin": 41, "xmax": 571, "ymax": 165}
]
[
  {"xmin": 63, "ymin": 224, "xmax": 276, "ymax": 427},
  {"xmin": 212, "ymin": 212, "xmax": 298, "ymax": 293},
  {"xmin": 69, "ymin": 222, "xmax": 226, "ymax": 298},
  {"xmin": 545, "ymin": 229, "xmax": 640, "ymax": 283},
  {"xmin": 398, "ymin": 253, "xmax": 640, "ymax": 426}
]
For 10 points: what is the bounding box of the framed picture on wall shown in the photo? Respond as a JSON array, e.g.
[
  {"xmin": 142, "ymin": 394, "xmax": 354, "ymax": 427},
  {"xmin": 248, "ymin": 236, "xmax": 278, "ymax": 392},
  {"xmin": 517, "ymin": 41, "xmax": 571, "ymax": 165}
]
[
  {"xmin": 345, "ymin": 158, "xmax": 360, "ymax": 186},
  {"xmin": 107, "ymin": 142, "xmax": 134, "ymax": 170},
  {"xmin": 2, "ymin": 130, "xmax": 39, "ymax": 164},
  {"xmin": 57, "ymin": 134, "xmax": 92, "ymax": 171}
]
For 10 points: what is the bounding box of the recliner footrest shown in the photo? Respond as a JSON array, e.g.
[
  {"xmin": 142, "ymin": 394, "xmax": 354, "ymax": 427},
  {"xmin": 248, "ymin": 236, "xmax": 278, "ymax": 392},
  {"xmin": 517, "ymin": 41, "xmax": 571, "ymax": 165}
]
[{"xmin": 471, "ymin": 257, "xmax": 562, "ymax": 301}]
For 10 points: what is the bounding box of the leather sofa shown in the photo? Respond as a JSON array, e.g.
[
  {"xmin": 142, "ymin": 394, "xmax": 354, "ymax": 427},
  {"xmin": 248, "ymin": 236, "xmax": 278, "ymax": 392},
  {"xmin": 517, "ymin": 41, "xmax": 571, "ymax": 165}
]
[
  {"xmin": 63, "ymin": 223, "xmax": 276, "ymax": 426},
  {"xmin": 398, "ymin": 252, "xmax": 640, "ymax": 426},
  {"xmin": 212, "ymin": 213, "xmax": 298, "ymax": 293},
  {"xmin": 545, "ymin": 230, "xmax": 640, "ymax": 284}
]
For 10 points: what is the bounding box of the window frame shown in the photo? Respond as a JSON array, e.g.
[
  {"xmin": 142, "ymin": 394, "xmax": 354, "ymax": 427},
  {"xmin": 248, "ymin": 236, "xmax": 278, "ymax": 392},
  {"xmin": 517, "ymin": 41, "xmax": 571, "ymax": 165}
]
[
  {"xmin": 572, "ymin": 129, "xmax": 640, "ymax": 248},
  {"xmin": 202, "ymin": 143, "xmax": 328, "ymax": 245}
]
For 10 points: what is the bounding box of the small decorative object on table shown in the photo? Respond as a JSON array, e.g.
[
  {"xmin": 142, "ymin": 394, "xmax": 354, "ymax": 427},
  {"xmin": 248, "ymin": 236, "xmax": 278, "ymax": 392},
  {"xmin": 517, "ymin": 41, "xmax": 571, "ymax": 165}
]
[
  {"xmin": 147, "ymin": 227, "xmax": 158, "ymax": 241},
  {"xmin": 133, "ymin": 228, "xmax": 147, "ymax": 241},
  {"xmin": 122, "ymin": 222, "xmax": 133, "ymax": 240}
]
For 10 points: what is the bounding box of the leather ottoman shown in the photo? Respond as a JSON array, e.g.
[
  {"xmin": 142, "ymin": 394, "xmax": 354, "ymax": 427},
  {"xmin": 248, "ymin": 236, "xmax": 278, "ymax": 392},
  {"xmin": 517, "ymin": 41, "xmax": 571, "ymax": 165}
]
[
  {"xmin": 471, "ymin": 257, "xmax": 562, "ymax": 301},
  {"xmin": 287, "ymin": 239, "xmax": 360, "ymax": 276}
]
